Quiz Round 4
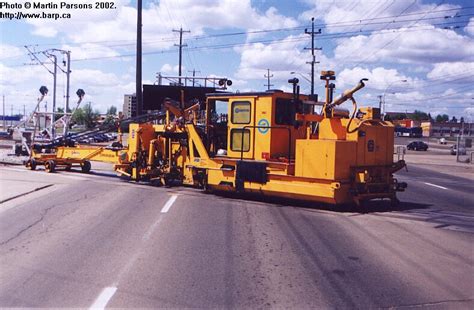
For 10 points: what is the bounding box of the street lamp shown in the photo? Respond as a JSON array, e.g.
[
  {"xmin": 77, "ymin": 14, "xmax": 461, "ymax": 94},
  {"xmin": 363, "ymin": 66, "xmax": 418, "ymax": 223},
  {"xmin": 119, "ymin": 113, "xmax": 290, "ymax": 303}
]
[
  {"xmin": 290, "ymin": 71, "xmax": 311, "ymax": 84},
  {"xmin": 381, "ymin": 79, "xmax": 407, "ymax": 119},
  {"xmin": 290, "ymin": 71, "xmax": 321, "ymax": 102}
]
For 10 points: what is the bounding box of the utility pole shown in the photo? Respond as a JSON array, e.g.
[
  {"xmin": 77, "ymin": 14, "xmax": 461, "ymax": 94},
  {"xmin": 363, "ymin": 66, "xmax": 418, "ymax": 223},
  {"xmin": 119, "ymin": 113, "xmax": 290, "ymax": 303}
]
[
  {"xmin": 45, "ymin": 52, "xmax": 58, "ymax": 137},
  {"xmin": 173, "ymin": 28, "xmax": 190, "ymax": 86},
  {"xmin": 304, "ymin": 17, "xmax": 322, "ymax": 96},
  {"xmin": 188, "ymin": 69, "xmax": 200, "ymax": 86},
  {"xmin": 264, "ymin": 69, "xmax": 274, "ymax": 90},
  {"xmin": 378, "ymin": 95, "xmax": 383, "ymax": 112},
  {"xmin": 2, "ymin": 95, "xmax": 5, "ymax": 130},
  {"xmin": 65, "ymin": 51, "xmax": 71, "ymax": 118},
  {"xmin": 10, "ymin": 104, "xmax": 13, "ymax": 126},
  {"xmin": 136, "ymin": 0, "xmax": 143, "ymax": 116}
]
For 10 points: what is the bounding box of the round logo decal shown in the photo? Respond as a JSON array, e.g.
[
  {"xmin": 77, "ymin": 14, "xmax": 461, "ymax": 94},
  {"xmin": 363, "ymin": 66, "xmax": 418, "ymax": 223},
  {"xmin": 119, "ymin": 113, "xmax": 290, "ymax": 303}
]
[{"xmin": 258, "ymin": 119, "xmax": 270, "ymax": 134}]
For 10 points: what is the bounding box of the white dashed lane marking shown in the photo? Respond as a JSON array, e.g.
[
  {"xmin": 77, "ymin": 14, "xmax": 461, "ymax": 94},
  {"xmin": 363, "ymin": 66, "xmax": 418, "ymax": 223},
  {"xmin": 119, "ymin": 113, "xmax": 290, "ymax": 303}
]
[
  {"xmin": 423, "ymin": 182, "xmax": 448, "ymax": 190},
  {"xmin": 161, "ymin": 194, "xmax": 178, "ymax": 213},
  {"xmin": 89, "ymin": 287, "xmax": 117, "ymax": 310}
]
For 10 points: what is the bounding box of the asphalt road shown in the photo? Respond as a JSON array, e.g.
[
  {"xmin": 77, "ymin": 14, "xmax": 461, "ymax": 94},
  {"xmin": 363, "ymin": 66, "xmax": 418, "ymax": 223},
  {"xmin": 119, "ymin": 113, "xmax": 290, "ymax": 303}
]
[{"xmin": 0, "ymin": 165, "xmax": 473, "ymax": 308}]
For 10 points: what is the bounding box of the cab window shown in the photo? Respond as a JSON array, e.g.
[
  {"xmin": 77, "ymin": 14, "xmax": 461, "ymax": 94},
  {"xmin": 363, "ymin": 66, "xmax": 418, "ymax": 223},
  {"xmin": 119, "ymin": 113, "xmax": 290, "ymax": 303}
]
[
  {"xmin": 275, "ymin": 98, "xmax": 294, "ymax": 125},
  {"xmin": 230, "ymin": 129, "xmax": 250, "ymax": 152},
  {"xmin": 231, "ymin": 101, "xmax": 251, "ymax": 124}
]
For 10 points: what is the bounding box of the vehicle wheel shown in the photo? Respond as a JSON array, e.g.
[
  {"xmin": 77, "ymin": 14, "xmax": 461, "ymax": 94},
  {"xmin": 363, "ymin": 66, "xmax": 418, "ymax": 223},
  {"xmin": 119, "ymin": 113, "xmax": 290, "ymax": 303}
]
[
  {"xmin": 25, "ymin": 159, "xmax": 36, "ymax": 170},
  {"xmin": 390, "ymin": 197, "xmax": 400, "ymax": 208},
  {"xmin": 45, "ymin": 160, "xmax": 56, "ymax": 173},
  {"xmin": 81, "ymin": 161, "xmax": 91, "ymax": 173}
]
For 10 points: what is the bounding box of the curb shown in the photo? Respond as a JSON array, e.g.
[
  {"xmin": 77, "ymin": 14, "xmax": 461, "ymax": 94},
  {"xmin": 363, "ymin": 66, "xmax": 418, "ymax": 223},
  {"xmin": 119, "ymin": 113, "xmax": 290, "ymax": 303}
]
[
  {"xmin": 0, "ymin": 184, "xmax": 54, "ymax": 204},
  {"xmin": 0, "ymin": 159, "xmax": 26, "ymax": 166}
]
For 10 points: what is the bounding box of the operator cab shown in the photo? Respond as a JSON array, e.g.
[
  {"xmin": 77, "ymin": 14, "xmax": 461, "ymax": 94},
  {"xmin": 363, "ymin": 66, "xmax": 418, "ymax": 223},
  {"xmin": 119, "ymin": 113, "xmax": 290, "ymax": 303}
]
[{"xmin": 205, "ymin": 91, "xmax": 308, "ymax": 162}]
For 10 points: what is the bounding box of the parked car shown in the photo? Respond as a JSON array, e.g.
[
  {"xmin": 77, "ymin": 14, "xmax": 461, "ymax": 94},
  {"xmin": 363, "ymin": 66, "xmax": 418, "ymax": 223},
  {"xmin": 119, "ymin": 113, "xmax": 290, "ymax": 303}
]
[
  {"xmin": 450, "ymin": 144, "xmax": 467, "ymax": 155},
  {"xmin": 0, "ymin": 131, "xmax": 11, "ymax": 139},
  {"xmin": 92, "ymin": 134, "xmax": 108, "ymax": 143},
  {"xmin": 407, "ymin": 141, "xmax": 428, "ymax": 151}
]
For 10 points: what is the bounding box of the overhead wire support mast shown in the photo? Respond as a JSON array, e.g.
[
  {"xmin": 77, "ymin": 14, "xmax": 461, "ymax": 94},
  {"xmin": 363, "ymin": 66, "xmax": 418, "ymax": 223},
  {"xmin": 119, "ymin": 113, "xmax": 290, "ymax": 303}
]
[
  {"xmin": 136, "ymin": 0, "xmax": 143, "ymax": 116},
  {"xmin": 43, "ymin": 51, "xmax": 57, "ymax": 138},
  {"xmin": 264, "ymin": 69, "xmax": 274, "ymax": 90},
  {"xmin": 304, "ymin": 17, "xmax": 322, "ymax": 96},
  {"xmin": 188, "ymin": 69, "xmax": 201, "ymax": 86},
  {"xmin": 173, "ymin": 28, "xmax": 191, "ymax": 86}
]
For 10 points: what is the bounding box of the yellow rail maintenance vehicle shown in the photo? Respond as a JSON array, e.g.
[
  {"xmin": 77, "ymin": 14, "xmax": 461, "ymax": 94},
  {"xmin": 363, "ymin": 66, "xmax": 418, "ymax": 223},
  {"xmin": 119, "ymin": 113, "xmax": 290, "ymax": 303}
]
[
  {"xmin": 114, "ymin": 70, "xmax": 407, "ymax": 206},
  {"xmin": 26, "ymin": 71, "xmax": 407, "ymax": 207}
]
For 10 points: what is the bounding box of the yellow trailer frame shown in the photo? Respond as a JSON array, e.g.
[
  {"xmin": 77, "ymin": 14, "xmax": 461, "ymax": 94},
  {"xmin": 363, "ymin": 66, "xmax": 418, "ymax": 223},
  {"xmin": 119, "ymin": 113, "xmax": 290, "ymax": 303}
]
[{"xmin": 26, "ymin": 146, "xmax": 126, "ymax": 173}]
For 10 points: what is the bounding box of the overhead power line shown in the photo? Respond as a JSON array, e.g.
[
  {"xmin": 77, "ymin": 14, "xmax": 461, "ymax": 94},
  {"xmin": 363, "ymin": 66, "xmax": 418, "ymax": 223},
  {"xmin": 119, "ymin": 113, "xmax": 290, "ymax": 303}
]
[
  {"xmin": 8, "ymin": 5, "xmax": 474, "ymax": 50},
  {"xmin": 4, "ymin": 19, "xmax": 472, "ymax": 66},
  {"xmin": 348, "ymin": 0, "xmax": 449, "ymax": 68}
]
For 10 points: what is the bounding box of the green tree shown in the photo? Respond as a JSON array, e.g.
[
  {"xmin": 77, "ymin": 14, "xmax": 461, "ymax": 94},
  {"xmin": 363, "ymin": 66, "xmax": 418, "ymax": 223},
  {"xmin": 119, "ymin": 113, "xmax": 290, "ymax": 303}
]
[
  {"xmin": 71, "ymin": 107, "xmax": 85, "ymax": 125},
  {"xmin": 55, "ymin": 107, "xmax": 64, "ymax": 121},
  {"xmin": 450, "ymin": 116, "xmax": 457, "ymax": 123},
  {"xmin": 396, "ymin": 114, "xmax": 406, "ymax": 120},
  {"xmin": 412, "ymin": 110, "xmax": 430, "ymax": 121},
  {"xmin": 72, "ymin": 103, "xmax": 99, "ymax": 129},
  {"xmin": 106, "ymin": 105, "xmax": 117, "ymax": 115},
  {"xmin": 435, "ymin": 114, "xmax": 449, "ymax": 123}
]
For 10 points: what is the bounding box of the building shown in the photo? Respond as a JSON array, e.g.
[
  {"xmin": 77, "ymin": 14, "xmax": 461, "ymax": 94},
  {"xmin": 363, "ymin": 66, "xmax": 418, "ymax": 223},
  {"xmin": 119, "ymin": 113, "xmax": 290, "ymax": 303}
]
[
  {"xmin": 391, "ymin": 119, "xmax": 420, "ymax": 128},
  {"xmin": 0, "ymin": 115, "xmax": 22, "ymax": 129},
  {"xmin": 123, "ymin": 94, "xmax": 137, "ymax": 118},
  {"xmin": 421, "ymin": 121, "xmax": 473, "ymax": 137},
  {"xmin": 143, "ymin": 84, "xmax": 217, "ymax": 112}
]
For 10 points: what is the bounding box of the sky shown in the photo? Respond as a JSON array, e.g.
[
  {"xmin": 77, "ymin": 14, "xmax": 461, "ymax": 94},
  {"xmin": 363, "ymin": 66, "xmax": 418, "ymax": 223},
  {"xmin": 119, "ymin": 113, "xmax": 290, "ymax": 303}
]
[{"xmin": 0, "ymin": 0, "xmax": 473, "ymax": 120}]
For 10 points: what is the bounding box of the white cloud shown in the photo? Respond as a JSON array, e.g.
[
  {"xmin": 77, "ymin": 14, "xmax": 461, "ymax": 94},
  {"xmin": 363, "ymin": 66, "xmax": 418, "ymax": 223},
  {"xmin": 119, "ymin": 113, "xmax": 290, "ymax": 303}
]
[
  {"xmin": 0, "ymin": 62, "xmax": 50, "ymax": 86},
  {"xmin": 337, "ymin": 67, "xmax": 415, "ymax": 91},
  {"xmin": 0, "ymin": 44, "xmax": 24, "ymax": 60},
  {"xmin": 0, "ymin": 60, "xmax": 133, "ymax": 113},
  {"xmin": 234, "ymin": 35, "xmax": 326, "ymax": 81},
  {"xmin": 159, "ymin": 64, "xmax": 181, "ymax": 74},
  {"xmin": 427, "ymin": 62, "xmax": 474, "ymax": 84},
  {"xmin": 464, "ymin": 17, "xmax": 474, "ymax": 36},
  {"xmin": 24, "ymin": 0, "xmax": 298, "ymax": 52},
  {"xmin": 72, "ymin": 69, "xmax": 120, "ymax": 88},
  {"xmin": 61, "ymin": 43, "xmax": 120, "ymax": 60},
  {"xmin": 300, "ymin": 0, "xmax": 460, "ymax": 33},
  {"xmin": 333, "ymin": 25, "xmax": 474, "ymax": 65}
]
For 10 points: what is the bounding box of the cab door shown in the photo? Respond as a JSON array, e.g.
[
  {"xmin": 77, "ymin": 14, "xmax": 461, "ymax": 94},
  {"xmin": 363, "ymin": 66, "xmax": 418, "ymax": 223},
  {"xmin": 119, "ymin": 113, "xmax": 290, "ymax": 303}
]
[{"xmin": 227, "ymin": 98, "xmax": 255, "ymax": 159}]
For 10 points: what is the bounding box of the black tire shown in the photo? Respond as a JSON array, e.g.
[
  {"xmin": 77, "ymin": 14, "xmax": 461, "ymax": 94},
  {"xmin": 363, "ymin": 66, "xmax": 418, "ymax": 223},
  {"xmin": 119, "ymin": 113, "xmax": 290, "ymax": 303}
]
[
  {"xmin": 26, "ymin": 159, "xmax": 37, "ymax": 170},
  {"xmin": 81, "ymin": 161, "xmax": 91, "ymax": 173},
  {"xmin": 45, "ymin": 160, "xmax": 56, "ymax": 173},
  {"xmin": 391, "ymin": 197, "xmax": 400, "ymax": 208}
]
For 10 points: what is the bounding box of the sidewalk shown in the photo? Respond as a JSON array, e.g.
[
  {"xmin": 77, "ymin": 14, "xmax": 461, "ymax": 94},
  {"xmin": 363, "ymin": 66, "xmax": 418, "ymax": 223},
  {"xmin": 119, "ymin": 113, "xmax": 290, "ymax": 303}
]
[
  {"xmin": 0, "ymin": 149, "xmax": 27, "ymax": 165},
  {"xmin": 399, "ymin": 153, "xmax": 473, "ymax": 180}
]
